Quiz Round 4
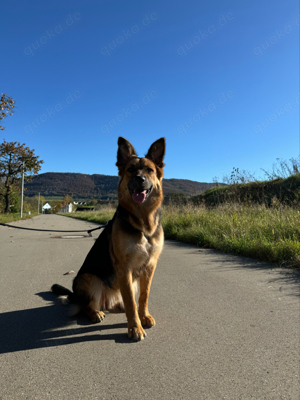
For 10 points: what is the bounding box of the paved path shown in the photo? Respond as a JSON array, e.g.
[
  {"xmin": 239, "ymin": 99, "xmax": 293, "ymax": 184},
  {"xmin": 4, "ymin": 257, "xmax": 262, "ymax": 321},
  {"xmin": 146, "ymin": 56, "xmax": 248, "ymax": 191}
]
[{"xmin": 0, "ymin": 215, "xmax": 299, "ymax": 399}]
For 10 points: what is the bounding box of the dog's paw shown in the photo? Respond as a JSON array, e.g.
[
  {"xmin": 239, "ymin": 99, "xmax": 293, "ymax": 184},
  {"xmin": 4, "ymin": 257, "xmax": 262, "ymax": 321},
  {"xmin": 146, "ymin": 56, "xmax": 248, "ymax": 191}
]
[
  {"xmin": 139, "ymin": 314, "xmax": 156, "ymax": 328},
  {"xmin": 128, "ymin": 325, "xmax": 147, "ymax": 341},
  {"xmin": 90, "ymin": 311, "xmax": 105, "ymax": 323}
]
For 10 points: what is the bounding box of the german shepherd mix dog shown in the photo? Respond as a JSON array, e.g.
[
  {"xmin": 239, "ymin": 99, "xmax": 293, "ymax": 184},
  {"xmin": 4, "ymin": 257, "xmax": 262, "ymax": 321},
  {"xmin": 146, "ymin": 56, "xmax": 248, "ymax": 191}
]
[{"xmin": 52, "ymin": 137, "xmax": 165, "ymax": 341}]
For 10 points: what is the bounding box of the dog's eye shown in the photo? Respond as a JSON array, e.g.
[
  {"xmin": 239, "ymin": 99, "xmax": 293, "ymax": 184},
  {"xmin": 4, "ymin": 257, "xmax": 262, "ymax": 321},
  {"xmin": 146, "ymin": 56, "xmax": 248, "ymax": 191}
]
[
  {"xmin": 147, "ymin": 167, "xmax": 154, "ymax": 173},
  {"xmin": 127, "ymin": 166, "xmax": 135, "ymax": 173}
]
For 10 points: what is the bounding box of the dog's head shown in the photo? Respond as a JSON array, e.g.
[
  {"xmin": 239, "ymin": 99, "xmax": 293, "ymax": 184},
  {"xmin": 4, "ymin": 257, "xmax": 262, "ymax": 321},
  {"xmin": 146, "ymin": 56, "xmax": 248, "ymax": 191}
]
[{"xmin": 116, "ymin": 137, "xmax": 165, "ymax": 208}]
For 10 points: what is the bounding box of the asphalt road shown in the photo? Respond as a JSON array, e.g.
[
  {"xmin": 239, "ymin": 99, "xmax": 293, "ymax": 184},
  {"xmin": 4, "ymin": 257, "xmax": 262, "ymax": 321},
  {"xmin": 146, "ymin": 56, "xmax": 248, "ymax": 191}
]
[{"xmin": 0, "ymin": 214, "xmax": 299, "ymax": 400}]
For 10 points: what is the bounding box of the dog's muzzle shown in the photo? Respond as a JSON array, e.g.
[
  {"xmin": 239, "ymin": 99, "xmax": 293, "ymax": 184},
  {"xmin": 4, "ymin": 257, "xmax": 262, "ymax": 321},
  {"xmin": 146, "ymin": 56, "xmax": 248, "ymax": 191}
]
[{"xmin": 128, "ymin": 176, "xmax": 153, "ymax": 204}]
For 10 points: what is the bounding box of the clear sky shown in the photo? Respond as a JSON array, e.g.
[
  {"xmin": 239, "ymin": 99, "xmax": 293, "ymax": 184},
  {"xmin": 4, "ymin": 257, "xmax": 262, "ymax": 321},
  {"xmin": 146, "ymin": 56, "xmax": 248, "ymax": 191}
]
[{"xmin": 1, "ymin": 0, "xmax": 299, "ymax": 182}]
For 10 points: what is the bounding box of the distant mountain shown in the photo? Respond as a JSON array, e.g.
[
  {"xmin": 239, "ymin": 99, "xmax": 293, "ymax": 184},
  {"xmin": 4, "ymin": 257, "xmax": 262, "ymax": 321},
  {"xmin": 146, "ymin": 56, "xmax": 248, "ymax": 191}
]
[{"xmin": 24, "ymin": 172, "xmax": 217, "ymax": 200}]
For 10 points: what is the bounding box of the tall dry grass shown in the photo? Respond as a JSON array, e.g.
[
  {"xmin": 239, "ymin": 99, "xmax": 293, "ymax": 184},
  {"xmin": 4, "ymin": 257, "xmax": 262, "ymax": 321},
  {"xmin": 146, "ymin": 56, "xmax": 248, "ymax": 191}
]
[{"xmin": 162, "ymin": 203, "xmax": 300, "ymax": 268}]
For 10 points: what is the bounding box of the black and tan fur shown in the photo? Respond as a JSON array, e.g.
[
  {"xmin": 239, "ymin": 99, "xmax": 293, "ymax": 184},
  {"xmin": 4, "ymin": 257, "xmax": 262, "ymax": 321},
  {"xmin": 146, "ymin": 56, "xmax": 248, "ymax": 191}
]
[{"xmin": 51, "ymin": 137, "xmax": 165, "ymax": 341}]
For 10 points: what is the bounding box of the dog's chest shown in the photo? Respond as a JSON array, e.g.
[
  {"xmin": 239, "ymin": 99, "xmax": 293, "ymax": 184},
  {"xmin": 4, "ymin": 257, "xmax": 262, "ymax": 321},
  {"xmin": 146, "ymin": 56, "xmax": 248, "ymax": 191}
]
[
  {"xmin": 133, "ymin": 234, "xmax": 159, "ymax": 260},
  {"xmin": 122, "ymin": 231, "xmax": 163, "ymax": 270},
  {"xmin": 140, "ymin": 233, "xmax": 154, "ymax": 256}
]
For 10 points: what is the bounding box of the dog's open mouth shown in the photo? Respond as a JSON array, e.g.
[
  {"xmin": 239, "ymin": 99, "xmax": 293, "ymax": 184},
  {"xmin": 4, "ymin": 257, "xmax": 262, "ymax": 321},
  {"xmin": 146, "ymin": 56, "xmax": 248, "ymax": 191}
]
[{"xmin": 131, "ymin": 187, "xmax": 152, "ymax": 204}]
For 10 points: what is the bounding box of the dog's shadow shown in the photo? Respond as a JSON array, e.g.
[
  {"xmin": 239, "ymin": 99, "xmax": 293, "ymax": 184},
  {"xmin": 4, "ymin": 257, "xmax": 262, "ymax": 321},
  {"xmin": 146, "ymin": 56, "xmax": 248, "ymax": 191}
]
[{"xmin": 0, "ymin": 292, "xmax": 131, "ymax": 354}]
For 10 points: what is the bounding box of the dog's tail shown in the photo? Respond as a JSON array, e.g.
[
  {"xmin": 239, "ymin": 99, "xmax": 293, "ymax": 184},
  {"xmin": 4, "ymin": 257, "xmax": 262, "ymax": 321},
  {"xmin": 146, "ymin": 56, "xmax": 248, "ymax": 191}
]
[
  {"xmin": 51, "ymin": 284, "xmax": 80, "ymax": 315},
  {"xmin": 51, "ymin": 284, "xmax": 73, "ymax": 297}
]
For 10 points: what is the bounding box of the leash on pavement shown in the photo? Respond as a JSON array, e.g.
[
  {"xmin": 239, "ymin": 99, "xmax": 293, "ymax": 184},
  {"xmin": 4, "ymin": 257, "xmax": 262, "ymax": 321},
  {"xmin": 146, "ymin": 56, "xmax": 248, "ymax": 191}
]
[{"xmin": 0, "ymin": 220, "xmax": 111, "ymax": 237}]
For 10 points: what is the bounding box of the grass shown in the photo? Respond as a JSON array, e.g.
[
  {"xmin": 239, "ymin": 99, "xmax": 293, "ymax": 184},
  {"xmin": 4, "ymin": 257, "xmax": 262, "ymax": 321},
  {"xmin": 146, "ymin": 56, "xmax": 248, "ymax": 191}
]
[
  {"xmin": 0, "ymin": 211, "xmax": 39, "ymax": 224},
  {"xmin": 59, "ymin": 204, "xmax": 116, "ymax": 226},
  {"xmin": 61, "ymin": 203, "xmax": 300, "ymax": 269},
  {"xmin": 162, "ymin": 203, "xmax": 300, "ymax": 269}
]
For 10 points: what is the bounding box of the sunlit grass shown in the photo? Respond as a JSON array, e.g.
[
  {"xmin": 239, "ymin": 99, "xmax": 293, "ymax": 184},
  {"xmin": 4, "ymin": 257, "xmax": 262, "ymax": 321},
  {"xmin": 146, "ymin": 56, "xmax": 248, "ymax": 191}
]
[
  {"xmin": 62, "ymin": 203, "xmax": 300, "ymax": 269},
  {"xmin": 59, "ymin": 205, "xmax": 116, "ymax": 225},
  {"xmin": 0, "ymin": 212, "xmax": 39, "ymax": 224},
  {"xmin": 162, "ymin": 203, "xmax": 300, "ymax": 268}
]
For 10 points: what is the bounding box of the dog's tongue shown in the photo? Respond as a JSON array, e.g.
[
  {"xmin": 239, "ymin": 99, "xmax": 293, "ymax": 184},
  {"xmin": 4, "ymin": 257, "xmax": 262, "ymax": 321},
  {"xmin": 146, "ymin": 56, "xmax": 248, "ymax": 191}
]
[{"xmin": 132, "ymin": 190, "xmax": 147, "ymax": 203}]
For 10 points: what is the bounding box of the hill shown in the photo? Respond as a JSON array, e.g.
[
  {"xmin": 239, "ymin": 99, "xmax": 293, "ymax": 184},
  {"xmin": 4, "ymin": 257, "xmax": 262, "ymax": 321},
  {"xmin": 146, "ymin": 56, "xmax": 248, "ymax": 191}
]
[
  {"xmin": 191, "ymin": 174, "xmax": 300, "ymax": 206},
  {"xmin": 24, "ymin": 172, "xmax": 217, "ymax": 200}
]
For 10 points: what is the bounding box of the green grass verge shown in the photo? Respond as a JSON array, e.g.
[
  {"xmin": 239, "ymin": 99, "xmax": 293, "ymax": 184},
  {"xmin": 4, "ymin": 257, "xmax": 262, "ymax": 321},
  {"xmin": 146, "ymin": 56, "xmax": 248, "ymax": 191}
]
[
  {"xmin": 162, "ymin": 204, "xmax": 300, "ymax": 269},
  {"xmin": 0, "ymin": 212, "xmax": 39, "ymax": 224},
  {"xmin": 61, "ymin": 203, "xmax": 300, "ymax": 269},
  {"xmin": 58, "ymin": 207, "xmax": 115, "ymax": 226}
]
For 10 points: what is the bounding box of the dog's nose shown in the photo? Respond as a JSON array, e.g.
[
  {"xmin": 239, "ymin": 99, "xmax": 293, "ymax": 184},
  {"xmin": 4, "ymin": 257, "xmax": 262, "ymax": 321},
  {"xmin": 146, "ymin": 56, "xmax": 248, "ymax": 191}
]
[{"xmin": 133, "ymin": 175, "xmax": 146, "ymax": 185}]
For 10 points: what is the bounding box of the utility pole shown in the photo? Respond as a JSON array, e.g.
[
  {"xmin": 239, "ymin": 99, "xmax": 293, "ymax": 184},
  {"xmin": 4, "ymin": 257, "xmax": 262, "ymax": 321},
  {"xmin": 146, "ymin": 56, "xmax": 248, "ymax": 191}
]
[{"xmin": 20, "ymin": 160, "xmax": 25, "ymax": 218}]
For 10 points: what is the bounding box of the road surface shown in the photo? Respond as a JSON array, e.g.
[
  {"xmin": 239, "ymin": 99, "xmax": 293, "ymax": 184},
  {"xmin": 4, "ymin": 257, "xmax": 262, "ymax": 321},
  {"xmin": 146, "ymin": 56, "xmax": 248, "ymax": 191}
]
[{"xmin": 0, "ymin": 215, "xmax": 299, "ymax": 399}]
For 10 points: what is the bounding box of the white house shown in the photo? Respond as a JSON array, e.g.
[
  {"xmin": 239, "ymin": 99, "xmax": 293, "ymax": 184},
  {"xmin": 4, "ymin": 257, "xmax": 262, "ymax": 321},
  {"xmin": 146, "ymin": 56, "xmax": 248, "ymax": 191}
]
[
  {"xmin": 59, "ymin": 203, "xmax": 73, "ymax": 213},
  {"xmin": 42, "ymin": 203, "xmax": 52, "ymax": 214}
]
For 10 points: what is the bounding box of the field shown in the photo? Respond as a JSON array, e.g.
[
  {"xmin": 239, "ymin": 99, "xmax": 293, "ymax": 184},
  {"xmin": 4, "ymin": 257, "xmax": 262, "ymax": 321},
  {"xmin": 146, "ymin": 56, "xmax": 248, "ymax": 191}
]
[{"xmin": 61, "ymin": 203, "xmax": 300, "ymax": 269}]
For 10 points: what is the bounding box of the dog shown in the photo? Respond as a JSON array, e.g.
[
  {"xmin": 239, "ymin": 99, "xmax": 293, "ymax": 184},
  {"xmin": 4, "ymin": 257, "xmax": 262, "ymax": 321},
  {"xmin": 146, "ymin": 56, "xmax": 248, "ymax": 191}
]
[{"xmin": 51, "ymin": 137, "xmax": 165, "ymax": 341}]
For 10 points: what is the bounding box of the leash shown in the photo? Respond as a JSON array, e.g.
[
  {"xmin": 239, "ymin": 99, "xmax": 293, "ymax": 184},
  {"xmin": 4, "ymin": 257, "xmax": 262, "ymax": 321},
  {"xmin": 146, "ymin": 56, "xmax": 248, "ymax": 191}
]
[{"xmin": 0, "ymin": 220, "xmax": 111, "ymax": 237}]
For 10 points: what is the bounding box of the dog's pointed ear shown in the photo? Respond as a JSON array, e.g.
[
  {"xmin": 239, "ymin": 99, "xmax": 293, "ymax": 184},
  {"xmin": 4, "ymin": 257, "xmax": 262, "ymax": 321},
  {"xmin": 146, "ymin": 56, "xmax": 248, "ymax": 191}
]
[
  {"xmin": 145, "ymin": 138, "xmax": 166, "ymax": 168},
  {"xmin": 116, "ymin": 137, "xmax": 137, "ymax": 169}
]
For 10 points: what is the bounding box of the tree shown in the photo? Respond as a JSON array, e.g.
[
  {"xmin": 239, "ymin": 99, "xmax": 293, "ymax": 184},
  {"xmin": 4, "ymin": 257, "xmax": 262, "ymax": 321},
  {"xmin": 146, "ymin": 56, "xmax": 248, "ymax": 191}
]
[
  {"xmin": 0, "ymin": 140, "xmax": 44, "ymax": 213},
  {"xmin": 24, "ymin": 195, "xmax": 46, "ymax": 213},
  {"xmin": 0, "ymin": 185, "xmax": 20, "ymax": 213},
  {"xmin": 62, "ymin": 194, "xmax": 72, "ymax": 206},
  {"xmin": 0, "ymin": 94, "xmax": 16, "ymax": 131},
  {"xmin": 48, "ymin": 200, "xmax": 63, "ymax": 214}
]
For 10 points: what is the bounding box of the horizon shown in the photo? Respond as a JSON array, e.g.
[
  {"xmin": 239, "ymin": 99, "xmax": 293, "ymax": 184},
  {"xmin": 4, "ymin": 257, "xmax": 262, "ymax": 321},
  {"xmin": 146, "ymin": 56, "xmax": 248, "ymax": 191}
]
[
  {"xmin": 1, "ymin": 0, "xmax": 299, "ymax": 183},
  {"xmin": 34, "ymin": 170, "xmax": 223, "ymax": 184},
  {"xmin": 25, "ymin": 171, "xmax": 223, "ymax": 185}
]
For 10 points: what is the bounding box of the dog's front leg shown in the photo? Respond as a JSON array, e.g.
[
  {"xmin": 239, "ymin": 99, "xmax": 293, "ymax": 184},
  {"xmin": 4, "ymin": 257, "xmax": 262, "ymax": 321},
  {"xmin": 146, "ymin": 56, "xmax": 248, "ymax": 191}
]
[
  {"xmin": 138, "ymin": 264, "xmax": 156, "ymax": 328},
  {"xmin": 119, "ymin": 272, "xmax": 146, "ymax": 341}
]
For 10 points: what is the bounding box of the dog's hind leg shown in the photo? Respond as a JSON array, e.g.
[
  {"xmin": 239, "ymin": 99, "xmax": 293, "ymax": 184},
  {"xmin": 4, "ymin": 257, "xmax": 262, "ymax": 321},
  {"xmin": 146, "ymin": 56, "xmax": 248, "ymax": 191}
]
[
  {"xmin": 84, "ymin": 299, "xmax": 105, "ymax": 323},
  {"xmin": 73, "ymin": 273, "xmax": 106, "ymax": 323},
  {"xmin": 102, "ymin": 287, "xmax": 127, "ymax": 313}
]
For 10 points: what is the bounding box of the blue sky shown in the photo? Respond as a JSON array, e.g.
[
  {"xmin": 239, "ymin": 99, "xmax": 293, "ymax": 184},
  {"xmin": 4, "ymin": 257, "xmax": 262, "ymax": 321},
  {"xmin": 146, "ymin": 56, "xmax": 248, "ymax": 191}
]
[{"xmin": 1, "ymin": 0, "xmax": 299, "ymax": 182}]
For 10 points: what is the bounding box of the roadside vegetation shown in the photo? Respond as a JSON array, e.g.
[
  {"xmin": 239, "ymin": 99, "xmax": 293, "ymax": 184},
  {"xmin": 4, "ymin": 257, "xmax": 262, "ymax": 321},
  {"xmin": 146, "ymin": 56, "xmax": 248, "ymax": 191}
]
[
  {"xmin": 162, "ymin": 203, "xmax": 300, "ymax": 268},
  {"xmin": 62, "ymin": 160, "xmax": 300, "ymax": 269},
  {"xmin": 2, "ymin": 154, "xmax": 299, "ymax": 268},
  {"xmin": 62, "ymin": 197, "xmax": 300, "ymax": 269},
  {"xmin": 61, "ymin": 204, "xmax": 116, "ymax": 226},
  {"xmin": 0, "ymin": 211, "xmax": 39, "ymax": 223}
]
